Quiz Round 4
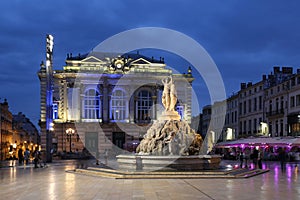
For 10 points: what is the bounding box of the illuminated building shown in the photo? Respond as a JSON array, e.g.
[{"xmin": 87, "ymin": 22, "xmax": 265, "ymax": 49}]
[
  {"xmin": 0, "ymin": 99, "xmax": 13, "ymax": 160},
  {"xmin": 12, "ymin": 112, "xmax": 40, "ymax": 151},
  {"xmin": 0, "ymin": 100, "xmax": 38, "ymax": 160},
  {"xmin": 212, "ymin": 66, "xmax": 300, "ymax": 141},
  {"xmin": 38, "ymin": 37, "xmax": 194, "ymax": 158}
]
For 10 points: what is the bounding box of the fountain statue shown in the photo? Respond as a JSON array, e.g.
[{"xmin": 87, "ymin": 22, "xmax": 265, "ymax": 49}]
[
  {"xmin": 136, "ymin": 76, "xmax": 203, "ymax": 156},
  {"xmin": 117, "ymin": 76, "xmax": 221, "ymax": 171}
]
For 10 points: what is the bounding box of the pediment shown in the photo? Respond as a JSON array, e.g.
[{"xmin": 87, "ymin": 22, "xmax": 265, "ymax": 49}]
[
  {"xmin": 82, "ymin": 56, "xmax": 105, "ymax": 63},
  {"xmin": 130, "ymin": 58, "xmax": 151, "ymax": 65}
]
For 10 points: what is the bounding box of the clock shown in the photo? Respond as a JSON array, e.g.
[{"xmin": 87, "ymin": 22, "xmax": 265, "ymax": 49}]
[
  {"xmin": 116, "ymin": 63, "xmax": 122, "ymax": 69},
  {"xmin": 114, "ymin": 59, "xmax": 124, "ymax": 70}
]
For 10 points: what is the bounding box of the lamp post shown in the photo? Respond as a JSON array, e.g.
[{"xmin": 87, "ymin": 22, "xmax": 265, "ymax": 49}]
[{"xmin": 66, "ymin": 128, "xmax": 75, "ymax": 153}]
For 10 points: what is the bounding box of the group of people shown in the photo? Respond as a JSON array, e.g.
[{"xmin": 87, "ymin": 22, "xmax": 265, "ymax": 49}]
[
  {"xmin": 17, "ymin": 148, "xmax": 31, "ymax": 165},
  {"xmin": 17, "ymin": 148, "xmax": 46, "ymax": 168},
  {"xmin": 239, "ymin": 147, "xmax": 263, "ymax": 169},
  {"xmin": 238, "ymin": 147, "xmax": 288, "ymax": 172}
]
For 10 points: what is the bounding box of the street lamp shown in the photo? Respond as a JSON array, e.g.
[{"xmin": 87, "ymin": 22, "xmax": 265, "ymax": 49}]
[{"xmin": 66, "ymin": 128, "xmax": 75, "ymax": 153}]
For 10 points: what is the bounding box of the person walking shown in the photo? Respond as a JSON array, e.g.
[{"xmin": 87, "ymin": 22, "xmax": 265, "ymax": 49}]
[
  {"xmin": 239, "ymin": 151, "xmax": 244, "ymax": 168},
  {"xmin": 244, "ymin": 148, "xmax": 251, "ymax": 168},
  {"xmin": 18, "ymin": 148, "xmax": 23, "ymax": 165},
  {"xmin": 258, "ymin": 149, "xmax": 263, "ymax": 169},
  {"xmin": 33, "ymin": 149, "xmax": 41, "ymax": 168},
  {"xmin": 24, "ymin": 148, "xmax": 30, "ymax": 165},
  {"xmin": 252, "ymin": 147, "xmax": 259, "ymax": 169},
  {"xmin": 278, "ymin": 147, "xmax": 287, "ymax": 173}
]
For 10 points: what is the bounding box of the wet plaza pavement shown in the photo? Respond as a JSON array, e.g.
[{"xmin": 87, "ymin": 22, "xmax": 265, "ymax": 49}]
[{"xmin": 0, "ymin": 159, "xmax": 299, "ymax": 200}]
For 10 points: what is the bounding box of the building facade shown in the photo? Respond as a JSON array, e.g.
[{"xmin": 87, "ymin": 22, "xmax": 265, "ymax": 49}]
[
  {"xmin": 238, "ymin": 80, "xmax": 265, "ymax": 138},
  {"xmin": 0, "ymin": 100, "xmax": 39, "ymax": 160},
  {"xmin": 38, "ymin": 51, "xmax": 194, "ymax": 157},
  {"xmin": 0, "ymin": 99, "xmax": 13, "ymax": 160},
  {"xmin": 207, "ymin": 66, "xmax": 300, "ymax": 141},
  {"xmin": 223, "ymin": 93, "xmax": 238, "ymax": 141},
  {"xmin": 13, "ymin": 112, "xmax": 40, "ymax": 150}
]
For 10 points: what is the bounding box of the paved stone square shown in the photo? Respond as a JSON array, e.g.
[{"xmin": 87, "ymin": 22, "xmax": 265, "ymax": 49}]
[{"xmin": 0, "ymin": 160, "xmax": 299, "ymax": 200}]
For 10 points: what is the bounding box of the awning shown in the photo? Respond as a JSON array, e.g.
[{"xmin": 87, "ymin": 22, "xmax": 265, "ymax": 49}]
[{"xmin": 215, "ymin": 137, "xmax": 300, "ymax": 148}]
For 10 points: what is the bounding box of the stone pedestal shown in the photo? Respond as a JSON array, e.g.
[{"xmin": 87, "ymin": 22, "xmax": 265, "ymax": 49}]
[
  {"xmin": 117, "ymin": 154, "xmax": 222, "ymax": 171},
  {"xmin": 159, "ymin": 111, "xmax": 181, "ymax": 121}
]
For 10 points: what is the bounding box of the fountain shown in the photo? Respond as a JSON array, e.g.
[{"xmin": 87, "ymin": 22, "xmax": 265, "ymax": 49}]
[{"xmin": 117, "ymin": 76, "xmax": 221, "ymax": 171}]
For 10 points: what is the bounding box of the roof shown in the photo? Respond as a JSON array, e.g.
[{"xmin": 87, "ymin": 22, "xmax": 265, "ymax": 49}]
[{"xmin": 66, "ymin": 51, "xmax": 165, "ymax": 64}]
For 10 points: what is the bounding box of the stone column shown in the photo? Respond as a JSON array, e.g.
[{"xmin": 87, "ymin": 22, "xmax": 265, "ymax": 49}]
[
  {"xmin": 102, "ymin": 79, "xmax": 109, "ymax": 123},
  {"xmin": 129, "ymin": 95, "xmax": 137, "ymax": 123},
  {"xmin": 152, "ymin": 95, "xmax": 157, "ymax": 120}
]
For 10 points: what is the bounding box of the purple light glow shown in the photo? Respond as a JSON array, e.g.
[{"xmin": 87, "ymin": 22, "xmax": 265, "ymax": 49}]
[{"xmin": 241, "ymin": 144, "xmax": 245, "ymax": 149}]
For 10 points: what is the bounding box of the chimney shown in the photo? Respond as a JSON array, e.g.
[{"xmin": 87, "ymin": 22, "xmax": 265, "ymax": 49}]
[
  {"xmin": 273, "ymin": 66, "xmax": 280, "ymax": 74},
  {"xmin": 241, "ymin": 83, "xmax": 246, "ymax": 90}
]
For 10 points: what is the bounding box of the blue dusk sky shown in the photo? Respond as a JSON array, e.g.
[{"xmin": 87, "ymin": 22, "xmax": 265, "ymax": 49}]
[{"xmin": 1, "ymin": 0, "xmax": 300, "ymax": 128}]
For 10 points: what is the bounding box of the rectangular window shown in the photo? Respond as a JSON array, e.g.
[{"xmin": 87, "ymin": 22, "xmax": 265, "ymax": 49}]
[
  {"xmin": 248, "ymin": 120, "xmax": 252, "ymax": 134},
  {"xmin": 111, "ymin": 89, "xmax": 127, "ymax": 121},
  {"xmin": 235, "ymin": 111, "xmax": 237, "ymax": 122},
  {"xmin": 291, "ymin": 96, "xmax": 295, "ymax": 107},
  {"xmin": 239, "ymin": 103, "xmax": 242, "ymax": 115},
  {"xmin": 248, "ymin": 99, "xmax": 252, "ymax": 113},
  {"xmin": 259, "ymin": 96, "xmax": 262, "ymax": 110},
  {"xmin": 83, "ymin": 89, "xmax": 101, "ymax": 119},
  {"xmin": 291, "ymin": 78, "xmax": 296, "ymax": 87},
  {"xmin": 239, "ymin": 121, "xmax": 243, "ymax": 134},
  {"xmin": 280, "ymin": 120, "xmax": 283, "ymax": 137},
  {"xmin": 53, "ymin": 102, "xmax": 58, "ymax": 119},
  {"xmin": 296, "ymin": 95, "xmax": 300, "ymax": 106},
  {"xmin": 226, "ymin": 113, "xmax": 229, "ymax": 125}
]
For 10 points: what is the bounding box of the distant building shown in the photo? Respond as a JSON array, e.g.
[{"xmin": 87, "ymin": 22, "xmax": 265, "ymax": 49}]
[
  {"xmin": 0, "ymin": 99, "xmax": 13, "ymax": 160},
  {"xmin": 223, "ymin": 93, "xmax": 238, "ymax": 140},
  {"xmin": 38, "ymin": 51, "xmax": 194, "ymax": 157},
  {"xmin": 190, "ymin": 113, "xmax": 202, "ymax": 136},
  {"xmin": 238, "ymin": 79, "xmax": 265, "ymax": 138},
  {"xmin": 0, "ymin": 100, "xmax": 38, "ymax": 160},
  {"xmin": 13, "ymin": 112, "xmax": 40, "ymax": 151},
  {"xmin": 201, "ymin": 105, "xmax": 211, "ymax": 138},
  {"xmin": 205, "ymin": 66, "xmax": 300, "ymax": 141}
]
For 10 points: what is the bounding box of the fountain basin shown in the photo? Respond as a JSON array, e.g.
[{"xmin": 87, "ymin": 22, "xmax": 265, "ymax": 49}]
[{"xmin": 116, "ymin": 154, "xmax": 222, "ymax": 171}]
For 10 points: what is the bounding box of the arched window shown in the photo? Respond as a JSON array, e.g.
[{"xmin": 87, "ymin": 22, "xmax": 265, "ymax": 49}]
[
  {"xmin": 110, "ymin": 89, "xmax": 127, "ymax": 121},
  {"xmin": 136, "ymin": 90, "xmax": 153, "ymax": 122},
  {"xmin": 83, "ymin": 89, "xmax": 101, "ymax": 119}
]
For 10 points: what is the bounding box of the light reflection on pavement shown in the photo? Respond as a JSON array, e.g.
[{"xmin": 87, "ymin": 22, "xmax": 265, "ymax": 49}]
[{"xmin": 0, "ymin": 159, "xmax": 299, "ymax": 200}]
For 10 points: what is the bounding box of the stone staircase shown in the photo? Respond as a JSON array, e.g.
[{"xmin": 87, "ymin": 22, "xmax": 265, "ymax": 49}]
[{"xmin": 69, "ymin": 167, "xmax": 269, "ymax": 179}]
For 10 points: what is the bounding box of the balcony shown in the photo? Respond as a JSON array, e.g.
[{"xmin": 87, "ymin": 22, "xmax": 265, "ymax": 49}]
[{"xmin": 266, "ymin": 109, "xmax": 284, "ymax": 118}]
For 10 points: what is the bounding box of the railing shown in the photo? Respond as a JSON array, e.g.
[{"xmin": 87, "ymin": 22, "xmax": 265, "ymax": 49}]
[{"xmin": 266, "ymin": 109, "xmax": 284, "ymax": 117}]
